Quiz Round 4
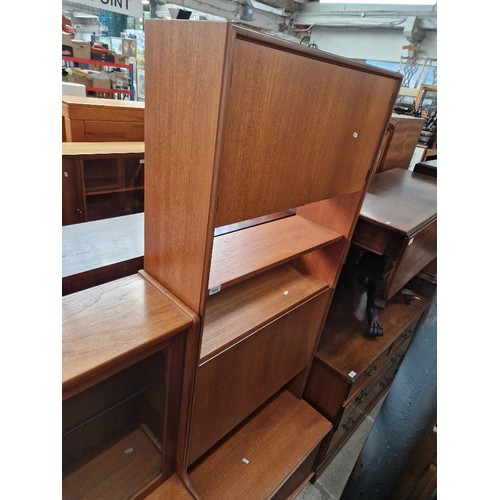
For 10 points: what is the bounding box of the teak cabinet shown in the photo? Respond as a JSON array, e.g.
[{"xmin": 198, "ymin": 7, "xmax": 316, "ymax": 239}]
[
  {"xmin": 62, "ymin": 273, "xmax": 198, "ymax": 499},
  {"xmin": 143, "ymin": 20, "xmax": 401, "ymax": 497},
  {"xmin": 62, "ymin": 142, "xmax": 145, "ymax": 225}
]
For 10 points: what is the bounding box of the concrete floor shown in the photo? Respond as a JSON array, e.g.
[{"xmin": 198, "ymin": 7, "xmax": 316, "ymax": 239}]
[{"xmin": 296, "ymin": 396, "xmax": 387, "ymax": 500}]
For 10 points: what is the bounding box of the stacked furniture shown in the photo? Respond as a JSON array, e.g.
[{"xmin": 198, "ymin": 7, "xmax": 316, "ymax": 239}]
[
  {"xmin": 62, "ymin": 20, "xmax": 402, "ymax": 499},
  {"xmin": 376, "ymin": 114, "xmax": 425, "ymax": 173},
  {"xmin": 142, "ymin": 20, "xmax": 401, "ymax": 497},
  {"xmin": 304, "ymin": 167, "xmax": 437, "ymax": 476}
]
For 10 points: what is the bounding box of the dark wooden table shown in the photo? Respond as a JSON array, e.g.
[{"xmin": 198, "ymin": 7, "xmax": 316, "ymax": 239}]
[
  {"xmin": 62, "ymin": 212, "xmax": 144, "ymax": 295},
  {"xmin": 351, "ymin": 168, "xmax": 437, "ymax": 300}
]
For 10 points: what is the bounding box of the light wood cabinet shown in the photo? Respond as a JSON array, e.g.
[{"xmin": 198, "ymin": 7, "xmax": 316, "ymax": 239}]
[
  {"xmin": 143, "ymin": 20, "xmax": 401, "ymax": 497},
  {"xmin": 62, "ymin": 95, "xmax": 144, "ymax": 142}
]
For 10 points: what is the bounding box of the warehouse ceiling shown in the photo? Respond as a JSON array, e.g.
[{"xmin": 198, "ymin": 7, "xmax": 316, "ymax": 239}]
[{"xmin": 150, "ymin": 1, "xmax": 437, "ymax": 38}]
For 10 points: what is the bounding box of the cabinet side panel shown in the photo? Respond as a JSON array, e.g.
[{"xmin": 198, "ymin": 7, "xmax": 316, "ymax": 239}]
[
  {"xmin": 215, "ymin": 39, "xmax": 400, "ymax": 226},
  {"xmin": 144, "ymin": 20, "xmax": 229, "ymax": 313}
]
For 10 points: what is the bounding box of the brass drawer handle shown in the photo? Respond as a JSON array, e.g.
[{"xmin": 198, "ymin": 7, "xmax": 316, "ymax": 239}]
[
  {"xmin": 365, "ymin": 365, "xmax": 377, "ymax": 377},
  {"xmin": 356, "ymin": 390, "xmax": 368, "ymax": 404},
  {"xmin": 343, "ymin": 417, "xmax": 355, "ymax": 431}
]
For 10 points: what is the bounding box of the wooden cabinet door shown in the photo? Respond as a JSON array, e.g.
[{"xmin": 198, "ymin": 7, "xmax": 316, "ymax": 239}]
[{"xmin": 215, "ymin": 38, "xmax": 399, "ymax": 227}]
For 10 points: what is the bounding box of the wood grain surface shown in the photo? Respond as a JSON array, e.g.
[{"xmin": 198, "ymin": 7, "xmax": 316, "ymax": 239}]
[
  {"xmin": 188, "ymin": 390, "xmax": 331, "ymax": 499},
  {"xmin": 209, "ymin": 215, "xmax": 342, "ymax": 291},
  {"xmin": 62, "ymin": 274, "xmax": 192, "ymax": 398},
  {"xmin": 359, "ymin": 168, "xmax": 437, "ymax": 236}
]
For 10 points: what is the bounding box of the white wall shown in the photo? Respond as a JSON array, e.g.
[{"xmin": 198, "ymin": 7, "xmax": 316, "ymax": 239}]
[{"xmin": 310, "ymin": 27, "xmax": 437, "ymax": 63}]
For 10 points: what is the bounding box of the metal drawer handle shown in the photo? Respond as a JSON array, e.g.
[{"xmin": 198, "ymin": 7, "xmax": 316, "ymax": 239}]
[
  {"xmin": 401, "ymin": 329, "xmax": 412, "ymax": 339},
  {"xmin": 391, "ymin": 352, "xmax": 403, "ymax": 364},
  {"xmin": 379, "ymin": 376, "xmax": 390, "ymax": 388},
  {"xmin": 343, "ymin": 417, "xmax": 355, "ymax": 431},
  {"xmin": 365, "ymin": 365, "xmax": 377, "ymax": 377},
  {"xmin": 356, "ymin": 390, "xmax": 368, "ymax": 404}
]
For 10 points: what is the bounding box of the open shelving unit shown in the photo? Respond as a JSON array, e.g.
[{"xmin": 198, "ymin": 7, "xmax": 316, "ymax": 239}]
[
  {"xmin": 62, "ymin": 55, "xmax": 134, "ymax": 99},
  {"xmin": 143, "ymin": 20, "xmax": 401, "ymax": 497}
]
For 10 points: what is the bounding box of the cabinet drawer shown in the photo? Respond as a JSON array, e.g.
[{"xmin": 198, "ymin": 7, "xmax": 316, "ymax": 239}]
[
  {"xmin": 323, "ymin": 360, "xmax": 398, "ymax": 463},
  {"xmin": 390, "ymin": 316, "xmax": 420, "ymax": 354},
  {"xmin": 345, "ymin": 345, "xmax": 391, "ymax": 403}
]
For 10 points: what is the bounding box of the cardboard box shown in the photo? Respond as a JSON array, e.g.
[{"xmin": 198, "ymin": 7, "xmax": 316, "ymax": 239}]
[
  {"xmin": 89, "ymin": 72, "xmax": 111, "ymax": 89},
  {"xmin": 113, "ymin": 53, "xmax": 127, "ymax": 65},
  {"xmin": 62, "ymin": 44, "xmax": 73, "ymax": 57},
  {"xmin": 68, "ymin": 68, "xmax": 89, "ymax": 86},
  {"xmin": 62, "ymin": 32, "xmax": 73, "ymax": 46},
  {"xmin": 91, "ymin": 51, "xmax": 115, "ymax": 63},
  {"xmin": 72, "ymin": 40, "xmax": 91, "ymax": 60}
]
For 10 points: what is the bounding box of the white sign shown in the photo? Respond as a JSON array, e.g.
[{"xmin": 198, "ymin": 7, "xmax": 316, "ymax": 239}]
[{"xmin": 66, "ymin": 0, "xmax": 143, "ymax": 19}]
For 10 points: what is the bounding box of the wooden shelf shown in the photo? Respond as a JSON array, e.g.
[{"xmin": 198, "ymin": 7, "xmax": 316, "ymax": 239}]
[
  {"xmin": 201, "ymin": 265, "xmax": 329, "ymax": 362},
  {"xmin": 86, "ymin": 186, "xmax": 145, "ymax": 196},
  {"xmin": 62, "ymin": 274, "xmax": 192, "ymax": 399},
  {"xmin": 208, "ymin": 215, "xmax": 343, "ymax": 292},
  {"xmin": 145, "ymin": 474, "xmax": 194, "ymax": 499},
  {"xmin": 62, "ymin": 141, "xmax": 145, "ymax": 156},
  {"xmin": 188, "ymin": 390, "xmax": 331, "ymax": 499},
  {"xmin": 63, "ymin": 425, "xmax": 161, "ymax": 499}
]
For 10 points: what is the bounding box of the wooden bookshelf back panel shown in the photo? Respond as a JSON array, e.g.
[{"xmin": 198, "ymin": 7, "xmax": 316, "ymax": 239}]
[
  {"xmin": 188, "ymin": 390, "xmax": 331, "ymax": 499},
  {"xmin": 202, "ymin": 265, "xmax": 328, "ymax": 361},
  {"xmin": 215, "ymin": 38, "xmax": 400, "ymax": 227},
  {"xmin": 208, "ymin": 215, "xmax": 342, "ymax": 291}
]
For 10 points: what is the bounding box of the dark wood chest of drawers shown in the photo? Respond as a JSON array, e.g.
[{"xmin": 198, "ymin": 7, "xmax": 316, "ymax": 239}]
[{"xmin": 303, "ymin": 281, "xmax": 430, "ymax": 473}]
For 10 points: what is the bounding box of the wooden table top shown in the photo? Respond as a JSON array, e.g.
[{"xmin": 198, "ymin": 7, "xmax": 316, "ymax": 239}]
[
  {"xmin": 360, "ymin": 168, "xmax": 437, "ymax": 236},
  {"xmin": 63, "ymin": 213, "xmax": 144, "ymax": 279},
  {"xmin": 62, "ymin": 95, "xmax": 145, "ymax": 109},
  {"xmin": 316, "ymin": 281, "xmax": 430, "ymax": 380},
  {"xmin": 62, "ymin": 141, "xmax": 145, "ymax": 156}
]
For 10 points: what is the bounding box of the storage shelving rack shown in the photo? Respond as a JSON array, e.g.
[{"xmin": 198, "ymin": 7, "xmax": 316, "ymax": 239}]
[{"xmin": 62, "ymin": 55, "xmax": 135, "ymax": 100}]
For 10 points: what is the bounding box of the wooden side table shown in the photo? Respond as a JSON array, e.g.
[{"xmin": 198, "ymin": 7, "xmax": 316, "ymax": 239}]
[{"xmin": 351, "ymin": 168, "xmax": 437, "ymax": 303}]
